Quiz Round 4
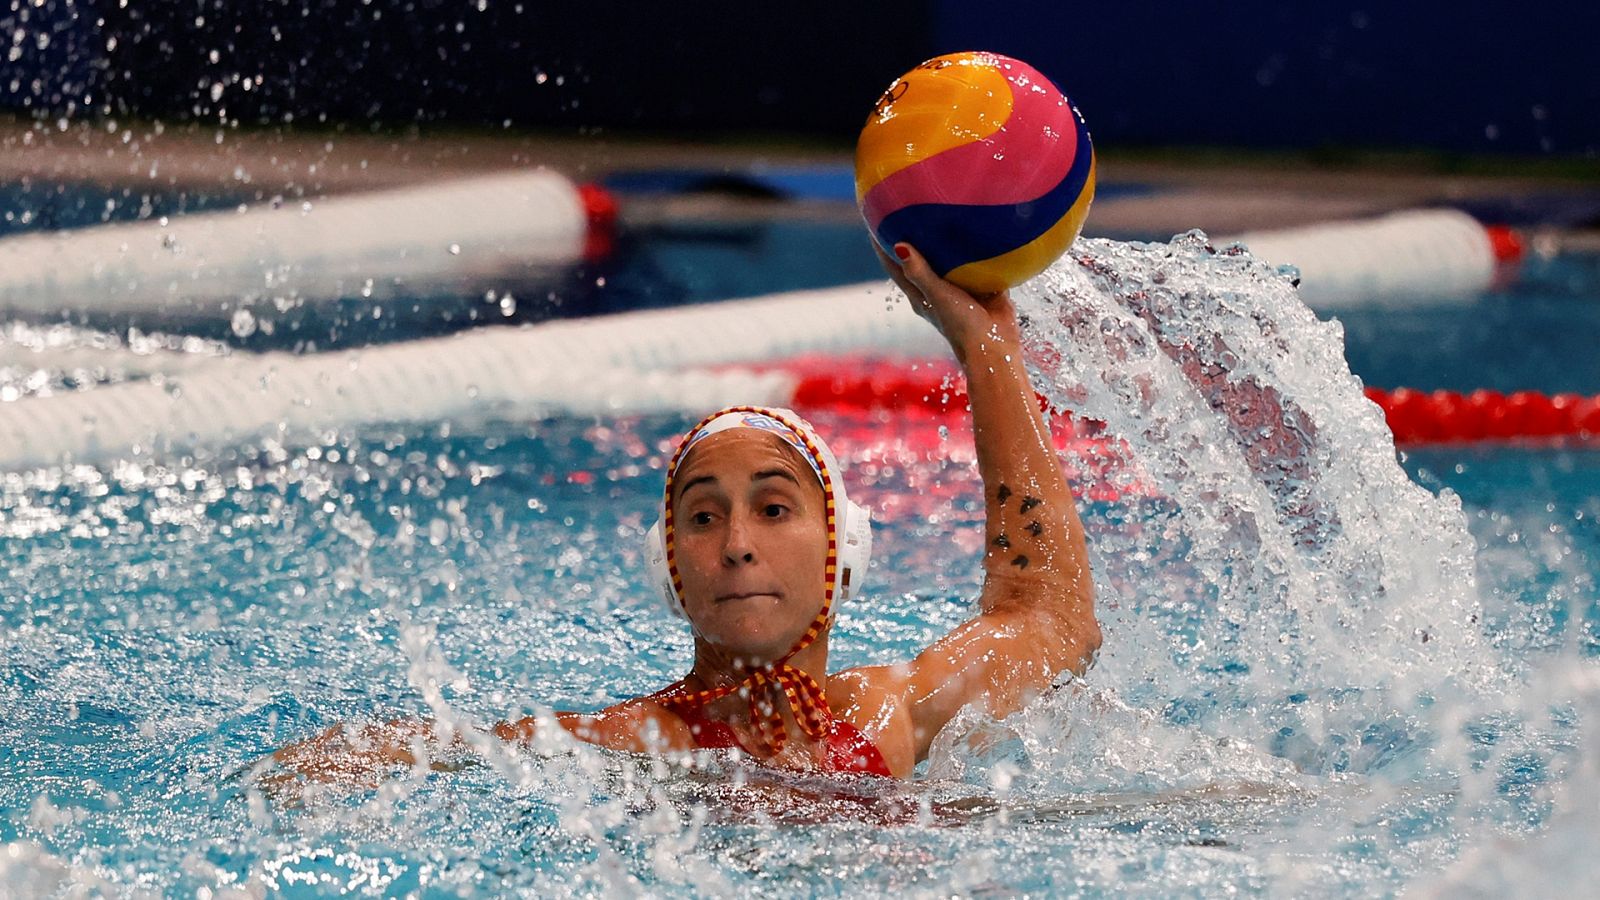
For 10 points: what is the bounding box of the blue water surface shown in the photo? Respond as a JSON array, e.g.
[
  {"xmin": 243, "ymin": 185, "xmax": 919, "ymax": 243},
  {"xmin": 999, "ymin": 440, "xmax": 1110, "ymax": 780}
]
[{"xmin": 0, "ymin": 405, "xmax": 1595, "ymax": 895}]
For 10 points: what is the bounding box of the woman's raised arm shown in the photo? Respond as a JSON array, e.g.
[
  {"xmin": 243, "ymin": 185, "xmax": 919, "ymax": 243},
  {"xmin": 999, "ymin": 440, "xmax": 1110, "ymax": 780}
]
[{"xmin": 847, "ymin": 243, "xmax": 1099, "ymax": 761}]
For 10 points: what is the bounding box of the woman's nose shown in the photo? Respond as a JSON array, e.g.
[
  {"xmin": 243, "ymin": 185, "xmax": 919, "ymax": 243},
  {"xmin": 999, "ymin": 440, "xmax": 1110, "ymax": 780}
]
[{"xmin": 721, "ymin": 513, "xmax": 756, "ymax": 565}]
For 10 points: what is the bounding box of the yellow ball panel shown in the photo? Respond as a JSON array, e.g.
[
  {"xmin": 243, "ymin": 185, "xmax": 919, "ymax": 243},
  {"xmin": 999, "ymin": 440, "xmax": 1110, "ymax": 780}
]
[{"xmin": 854, "ymin": 52, "xmax": 1013, "ymax": 200}]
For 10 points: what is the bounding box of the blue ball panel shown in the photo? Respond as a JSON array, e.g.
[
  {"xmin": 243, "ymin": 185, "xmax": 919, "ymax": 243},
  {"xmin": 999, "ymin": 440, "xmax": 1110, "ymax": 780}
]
[{"xmin": 874, "ymin": 110, "xmax": 1094, "ymax": 279}]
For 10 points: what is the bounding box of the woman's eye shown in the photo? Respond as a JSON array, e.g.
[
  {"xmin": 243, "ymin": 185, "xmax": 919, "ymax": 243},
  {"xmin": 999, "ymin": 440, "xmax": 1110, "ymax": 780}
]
[
  {"xmin": 691, "ymin": 511, "xmax": 714, "ymax": 526},
  {"xmin": 763, "ymin": 503, "xmax": 788, "ymax": 518}
]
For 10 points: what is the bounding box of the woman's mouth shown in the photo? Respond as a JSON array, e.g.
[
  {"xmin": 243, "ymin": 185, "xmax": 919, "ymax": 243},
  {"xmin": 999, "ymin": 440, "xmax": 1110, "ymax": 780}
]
[{"xmin": 716, "ymin": 591, "xmax": 780, "ymax": 603}]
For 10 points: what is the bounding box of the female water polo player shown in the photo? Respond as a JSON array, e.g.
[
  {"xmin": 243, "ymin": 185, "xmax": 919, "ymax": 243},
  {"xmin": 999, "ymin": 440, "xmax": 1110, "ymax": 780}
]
[{"xmin": 270, "ymin": 244, "xmax": 1100, "ymax": 782}]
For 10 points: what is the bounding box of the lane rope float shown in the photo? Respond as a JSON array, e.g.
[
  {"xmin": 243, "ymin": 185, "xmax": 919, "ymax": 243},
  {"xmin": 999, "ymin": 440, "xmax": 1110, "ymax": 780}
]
[{"xmin": 775, "ymin": 356, "xmax": 1600, "ymax": 445}]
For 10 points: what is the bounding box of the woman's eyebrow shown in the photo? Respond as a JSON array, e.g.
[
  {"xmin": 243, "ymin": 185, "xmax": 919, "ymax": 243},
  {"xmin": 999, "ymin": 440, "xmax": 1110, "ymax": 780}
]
[
  {"xmin": 677, "ymin": 473, "xmax": 720, "ymax": 500},
  {"xmin": 677, "ymin": 467, "xmax": 802, "ymax": 504}
]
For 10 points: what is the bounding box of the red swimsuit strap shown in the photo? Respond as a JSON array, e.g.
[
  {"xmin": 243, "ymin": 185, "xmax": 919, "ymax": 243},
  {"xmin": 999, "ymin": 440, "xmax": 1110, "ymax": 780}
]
[{"xmin": 666, "ymin": 697, "xmax": 892, "ymax": 777}]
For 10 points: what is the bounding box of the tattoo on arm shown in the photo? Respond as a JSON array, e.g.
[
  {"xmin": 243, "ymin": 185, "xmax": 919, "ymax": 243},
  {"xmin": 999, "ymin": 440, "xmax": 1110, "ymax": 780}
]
[
  {"xmin": 1011, "ymin": 554, "xmax": 1030, "ymax": 570},
  {"xmin": 1025, "ymin": 520, "xmax": 1043, "ymax": 538},
  {"xmin": 1020, "ymin": 496, "xmax": 1042, "ymax": 514},
  {"xmin": 994, "ymin": 533, "xmax": 1011, "ymax": 550},
  {"xmin": 996, "ymin": 484, "xmax": 1012, "ymax": 503}
]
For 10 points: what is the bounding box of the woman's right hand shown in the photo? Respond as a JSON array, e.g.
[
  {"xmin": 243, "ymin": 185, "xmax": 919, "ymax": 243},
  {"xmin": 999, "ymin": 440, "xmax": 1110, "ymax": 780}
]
[
  {"xmin": 260, "ymin": 718, "xmax": 449, "ymax": 795},
  {"xmin": 875, "ymin": 243, "xmax": 1020, "ymax": 363}
]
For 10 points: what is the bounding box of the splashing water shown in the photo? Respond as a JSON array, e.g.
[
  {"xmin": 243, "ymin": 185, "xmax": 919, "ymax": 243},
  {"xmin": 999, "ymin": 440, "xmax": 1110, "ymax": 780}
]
[
  {"xmin": 2, "ymin": 232, "xmax": 1595, "ymax": 896},
  {"xmin": 1016, "ymin": 233, "xmax": 1490, "ymax": 770},
  {"xmin": 916, "ymin": 232, "xmax": 1596, "ymax": 893}
]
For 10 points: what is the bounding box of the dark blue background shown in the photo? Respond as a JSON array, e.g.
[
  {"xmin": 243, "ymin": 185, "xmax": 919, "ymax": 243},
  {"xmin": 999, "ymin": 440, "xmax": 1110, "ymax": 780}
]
[
  {"xmin": 935, "ymin": 1, "xmax": 1598, "ymax": 155},
  {"xmin": 2, "ymin": 2, "xmax": 1594, "ymax": 155}
]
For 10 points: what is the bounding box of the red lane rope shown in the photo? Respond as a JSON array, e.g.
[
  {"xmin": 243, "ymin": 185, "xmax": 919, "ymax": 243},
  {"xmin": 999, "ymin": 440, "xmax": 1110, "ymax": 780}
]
[
  {"xmin": 577, "ymin": 182, "xmax": 619, "ymax": 261},
  {"xmin": 786, "ymin": 355, "xmax": 972, "ymax": 413},
  {"xmin": 1364, "ymin": 387, "xmax": 1600, "ymax": 445},
  {"xmin": 1484, "ymin": 224, "xmax": 1525, "ymax": 264},
  {"xmin": 775, "ymin": 356, "xmax": 1600, "ymax": 445}
]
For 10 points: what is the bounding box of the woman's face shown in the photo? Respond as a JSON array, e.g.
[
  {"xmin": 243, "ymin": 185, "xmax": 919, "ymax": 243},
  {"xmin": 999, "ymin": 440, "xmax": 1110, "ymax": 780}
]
[{"xmin": 670, "ymin": 429, "xmax": 830, "ymax": 664}]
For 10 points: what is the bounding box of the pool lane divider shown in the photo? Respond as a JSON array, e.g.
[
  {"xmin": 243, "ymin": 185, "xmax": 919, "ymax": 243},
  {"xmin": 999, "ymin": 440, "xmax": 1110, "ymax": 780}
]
[
  {"xmin": 0, "ymin": 171, "xmax": 607, "ymax": 324},
  {"xmin": 777, "ymin": 357, "xmax": 1600, "ymax": 445},
  {"xmin": 1362, "ymin": 387, "xmax": 1600, "ymax": 445},
  {"xmin": 0, "ymin": 282, "xmax": 942, "ymax": 469},
  {"xmin": 776, "ymin": 356, "xmax": 1600, "ymax": 445},
  {"xmin": 0, "ymin": 209, "xmax": 1537, "ymax": 469},
  {"xmin": 1225, "ymin": 209, "xmax": 1520, "ymax": 309},
  {"xmin": 0, "ymin": 175, "xmax": 1513, "ymax": 332}
]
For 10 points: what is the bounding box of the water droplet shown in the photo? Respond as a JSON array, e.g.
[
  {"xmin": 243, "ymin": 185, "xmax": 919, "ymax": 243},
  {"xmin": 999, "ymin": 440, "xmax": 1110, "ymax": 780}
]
[
  {"xmin": 427, "ymin": 519, "xmax": 450, "ymax": 546},
  {"xmin": 230, "ymin": 308, "xmax": 257, "ymax": 338}
]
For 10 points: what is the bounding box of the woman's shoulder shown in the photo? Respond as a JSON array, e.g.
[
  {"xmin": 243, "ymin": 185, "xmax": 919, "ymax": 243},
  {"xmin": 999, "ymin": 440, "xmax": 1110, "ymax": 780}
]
[
  {"xmin": 829, "ymin": 662, "xmax": 912, "ymax": 706},
  {"xmin": 552, "ymin": 691, "xmax": 697, "ymax": 753},
  {"xmin": 828, "ymin": 664, "xmax": 917, "ymax": 776}
]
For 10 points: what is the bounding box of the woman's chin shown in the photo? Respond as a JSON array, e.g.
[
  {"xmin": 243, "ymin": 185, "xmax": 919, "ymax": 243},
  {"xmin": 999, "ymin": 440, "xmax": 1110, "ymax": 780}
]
[{"xmin": 696, "ymin": 612, "xmax": 807, "ymax": 663}]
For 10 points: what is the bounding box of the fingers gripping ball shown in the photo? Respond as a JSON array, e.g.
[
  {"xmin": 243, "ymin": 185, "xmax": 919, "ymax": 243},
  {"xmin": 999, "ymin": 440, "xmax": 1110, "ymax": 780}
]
[{"xmin": 856, "ymin": 52, "xmax": 1096, "ymax": 295}]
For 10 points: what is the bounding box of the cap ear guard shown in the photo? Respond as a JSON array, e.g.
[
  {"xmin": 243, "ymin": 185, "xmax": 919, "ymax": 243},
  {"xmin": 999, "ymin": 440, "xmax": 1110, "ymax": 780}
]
[
  {"xmin": 643, "ymin": 518, "xmax": 683, "ymax": 620},
  {"xmin": 835, "ymin": 501, "xmax": 871, "ymax": 604},
  {"xmin": 645, "ymin": 499, "xmax": 871, "ymax": 621}
]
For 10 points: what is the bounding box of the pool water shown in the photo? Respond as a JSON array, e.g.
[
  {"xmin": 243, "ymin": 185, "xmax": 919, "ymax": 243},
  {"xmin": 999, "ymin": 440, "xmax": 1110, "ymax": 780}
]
[
  {"xmin": 2, "ymin": 232, "xmax": 1598, "ymax": 897},
  {"xmin": 2, "ymin": 417, "xmax": 1595, "ymax": 896},
  {"xmin": 1338, "ymin": 251, "xmax": 1600, "ymax": 395}
]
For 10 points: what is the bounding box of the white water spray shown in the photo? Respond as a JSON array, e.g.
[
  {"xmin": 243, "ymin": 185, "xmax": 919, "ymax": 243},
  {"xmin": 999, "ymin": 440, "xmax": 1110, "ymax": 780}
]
[{"xmin": 1003, "ymin": 234, "xmax": 1492, "ymax": 772}]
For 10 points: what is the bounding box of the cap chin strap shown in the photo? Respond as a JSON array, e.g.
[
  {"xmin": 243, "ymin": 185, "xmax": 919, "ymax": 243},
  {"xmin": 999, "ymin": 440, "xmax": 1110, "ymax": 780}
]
[
  {"xmin": 661, "ymin": 605, "xmax": 834, "ymax": 755},
  {"xmin": 650, "ymin": 406, "xmax": 848, "ymax": 755}
]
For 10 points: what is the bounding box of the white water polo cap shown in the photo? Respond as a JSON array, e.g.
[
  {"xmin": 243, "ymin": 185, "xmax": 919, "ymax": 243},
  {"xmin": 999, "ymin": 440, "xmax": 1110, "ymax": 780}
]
[{"xmin": 645, "ymin": 406, "xmax": 872, "ymax": 622}]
